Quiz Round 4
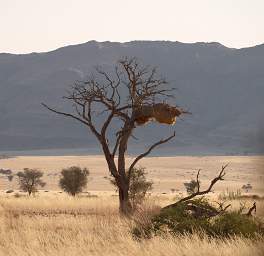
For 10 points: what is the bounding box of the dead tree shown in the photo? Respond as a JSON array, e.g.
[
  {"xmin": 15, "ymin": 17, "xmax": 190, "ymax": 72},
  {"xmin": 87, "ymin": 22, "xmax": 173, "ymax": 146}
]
[
  {"xmin": 42, "ymin": 57, "xmax": 186, "ymax": 214},
  {"xmin": 163, "ymin": 164, "xmax": 229, "ymax": 211},
  {"xmin": 162, "ymin": 164, "xmax": 257, "ymax": 219}
]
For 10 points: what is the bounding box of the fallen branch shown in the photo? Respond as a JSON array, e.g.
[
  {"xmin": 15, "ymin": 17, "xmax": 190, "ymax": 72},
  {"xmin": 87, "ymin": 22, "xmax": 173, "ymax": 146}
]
[{"xmin": 163, "ymin": 164, "xmax": 228, "ymax": 210}]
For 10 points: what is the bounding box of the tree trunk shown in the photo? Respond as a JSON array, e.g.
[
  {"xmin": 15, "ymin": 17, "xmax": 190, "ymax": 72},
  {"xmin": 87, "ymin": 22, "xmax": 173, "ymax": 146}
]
[
  {"xmin": 117, "ymin": 165, "xmax": 133, "ymax": 215},
  {"xmin": 118, "ymin": 186, "xmax": 132, "ymax": 215},
  {"xmin": 116, "ymin": 121, "xmax": 134, "ymax": 215},
  {"xmin": 101, "ymin": 119, "xmax": 134, "ymax": 215}
]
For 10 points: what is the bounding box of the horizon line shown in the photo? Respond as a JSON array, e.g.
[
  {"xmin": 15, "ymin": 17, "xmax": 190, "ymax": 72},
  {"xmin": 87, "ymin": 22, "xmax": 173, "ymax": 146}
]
[{"xmin": 1, "ymin": 39, "xmax": 264, "ymax": 56}]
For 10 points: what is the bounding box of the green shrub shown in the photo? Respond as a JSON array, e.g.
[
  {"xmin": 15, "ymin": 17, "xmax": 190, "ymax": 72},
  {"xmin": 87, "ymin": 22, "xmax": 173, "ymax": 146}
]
[
  {"xmin": 59, "ymin": 166, "xmax": 89, "ymax": 196},
  {"xmin": 133, "ymin": 198, "xmax": 264, "ymax": 239},
  {"xmin": 213, "ymin": 212, "xmax": 263, "ymax": 238},
  {"xmin": 17, "ymin": 168, "xmax": 46, "ymax": 196},
  {"xmin": 110, "ymin": 167, "xmax": 153, "ymax": 211},
  {"xmin": 150, "ymin": 199, "xmax": 215, "ymax": 236}
]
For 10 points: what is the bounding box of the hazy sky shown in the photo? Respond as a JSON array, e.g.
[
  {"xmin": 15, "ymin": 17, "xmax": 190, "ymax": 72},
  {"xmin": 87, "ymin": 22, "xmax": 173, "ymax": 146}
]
[{"xmin": 1, "ymin": 0, "xmax": 263, "ymax": 53}]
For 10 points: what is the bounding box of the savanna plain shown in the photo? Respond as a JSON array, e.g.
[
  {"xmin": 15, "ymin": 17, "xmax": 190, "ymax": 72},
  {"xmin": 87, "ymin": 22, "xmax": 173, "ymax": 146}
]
[{"xmin": 0, "ymin": 155, "xmax": 263, "ymax": 256}]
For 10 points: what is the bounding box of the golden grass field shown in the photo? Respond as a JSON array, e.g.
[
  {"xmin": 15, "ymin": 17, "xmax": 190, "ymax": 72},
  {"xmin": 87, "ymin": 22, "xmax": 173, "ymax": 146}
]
[{"xmin": 0, "ymin": 155, "xmax": 264, "ymax": 256}]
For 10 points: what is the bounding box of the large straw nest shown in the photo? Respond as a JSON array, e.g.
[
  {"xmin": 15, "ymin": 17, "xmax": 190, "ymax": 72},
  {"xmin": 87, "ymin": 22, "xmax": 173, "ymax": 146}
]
[{"xmin": 134, "ymin": 103, "xmax": 183, "ymax": 125}]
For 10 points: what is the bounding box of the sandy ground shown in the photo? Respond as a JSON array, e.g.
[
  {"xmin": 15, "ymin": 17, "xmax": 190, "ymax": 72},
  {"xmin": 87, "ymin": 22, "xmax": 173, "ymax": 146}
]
[{"xmin": 0, "ymin": 155, "xmax": 263, "ymax": 195}]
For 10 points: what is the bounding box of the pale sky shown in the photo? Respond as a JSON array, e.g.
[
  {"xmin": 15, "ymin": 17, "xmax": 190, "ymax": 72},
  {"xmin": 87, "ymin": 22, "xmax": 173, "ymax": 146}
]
[{"xmin": 0, "ymin": 0, "xmax": 263, "ymax": 53}]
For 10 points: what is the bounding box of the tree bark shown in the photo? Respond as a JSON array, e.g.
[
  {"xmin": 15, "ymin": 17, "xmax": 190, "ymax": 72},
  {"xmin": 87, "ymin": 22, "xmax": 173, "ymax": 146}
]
[{"xmin": 118, "ymin": 183, "xmax": 132, "ymax": 215}]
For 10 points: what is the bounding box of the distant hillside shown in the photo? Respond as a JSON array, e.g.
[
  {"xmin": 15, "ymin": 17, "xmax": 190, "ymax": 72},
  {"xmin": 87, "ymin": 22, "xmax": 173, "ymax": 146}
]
[{"xmin": 0, "ymin": 41, "xmax": 263, "ymax": 154}]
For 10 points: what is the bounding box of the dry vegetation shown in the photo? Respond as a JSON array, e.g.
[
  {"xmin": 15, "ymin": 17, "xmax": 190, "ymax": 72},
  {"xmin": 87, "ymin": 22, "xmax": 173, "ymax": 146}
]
[
  {"xmin": 0, "ymin": 155, "xmax": 263, "ymax": 255},
  {"xmin": 0, "ymin": 196, "xmax": 263, "ymax": 256}
]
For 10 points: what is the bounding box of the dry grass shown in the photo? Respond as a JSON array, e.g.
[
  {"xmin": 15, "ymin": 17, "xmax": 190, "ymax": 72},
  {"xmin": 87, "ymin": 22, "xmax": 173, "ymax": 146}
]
[
  {"xmin": 0, "ymin": 155, "xmax": 263, "ymax": 255},
  {"xmin": 0, "ymin": 196, "xmax": 263, "ymax": 256}
]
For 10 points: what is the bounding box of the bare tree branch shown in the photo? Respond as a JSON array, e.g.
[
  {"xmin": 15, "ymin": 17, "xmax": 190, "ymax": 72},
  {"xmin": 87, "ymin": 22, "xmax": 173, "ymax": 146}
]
[
  {"xmin": 215, "ymin": 201, "xmax": 231, "ymax": 214},
  {"xmin": 41, "ymin": 103, "xmax": 87, "ymax": 124},
  {"xmin": 163, "ymin": 164, "xmax": 228, "ymax": 209},
  {"xmin": 246, "ymin": 202, "xmax": 256, "ymax": 216},
  {"xmin": 41, "ymin": 103, "xmax": 101, "ymax": 139},
  {"xmin": 127, "ymin": 132, "xmax": 176, "ymax": 180}
]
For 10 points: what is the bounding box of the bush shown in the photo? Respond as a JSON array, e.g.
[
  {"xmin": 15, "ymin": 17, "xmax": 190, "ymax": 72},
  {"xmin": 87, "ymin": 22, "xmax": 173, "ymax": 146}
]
[
  {"xmin": 184, "ymin": 179, "xmax": 199, "ymax": 194},
  {"xmin": 133, "ymin": 198, "xmax": 264, "ymax": 239},
  {"xmin": 129, "ymin": 167, "xmax": 153, "ymax": 210},
  {"xmin": 0, "ymin": 169, "xmax": 12, "ymax": 175},
  {"xmin": 213, "ymin": 212, "xmax": 263, "ymax": 238},
  {"xmin": 17, "ymin": 168, "xmax": 46, "ymax": 196},
  {"xmin": 110, "ymin": 167, "xmax": 153, "ymax": 210},
  {"xmin": 59, "ymin": 166, "xmax": 89, "ymax": 196}
]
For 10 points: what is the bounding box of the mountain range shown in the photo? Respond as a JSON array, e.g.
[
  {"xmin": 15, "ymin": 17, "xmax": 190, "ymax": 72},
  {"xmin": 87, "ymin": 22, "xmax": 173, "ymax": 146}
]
[{"xmin": 0, "ymin": 40, "xmax": 263, "ymax": 155}]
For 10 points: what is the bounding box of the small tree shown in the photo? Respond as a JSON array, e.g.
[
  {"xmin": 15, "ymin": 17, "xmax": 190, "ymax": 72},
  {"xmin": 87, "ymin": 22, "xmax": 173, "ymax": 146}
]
[
  {"xmin": 184, "ymin": 179, "xmax": 200, "ymax": 195},
  {"xmin": 59, "ymin": 166, "xmax": 89, "ymax": 196},
  {"xmin": 17, "ymin": 168, "xmax": 46, "ymax": 196},
  {"xmin": 242, "ymin": 183, "xmax": 253, "ymax": 193},
  {"xmin": 110, "ymin": 167, "xmax": 153, "ymax": 210}
]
